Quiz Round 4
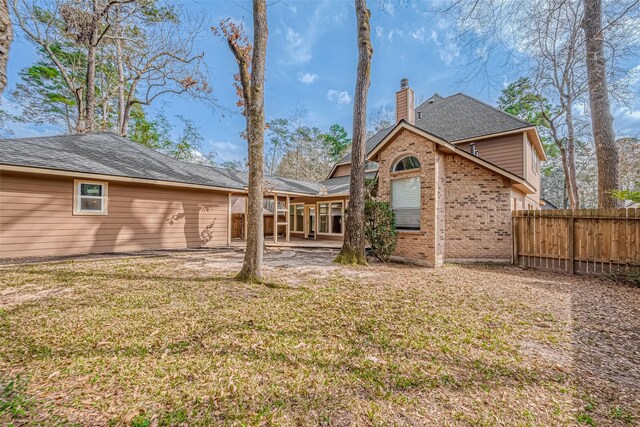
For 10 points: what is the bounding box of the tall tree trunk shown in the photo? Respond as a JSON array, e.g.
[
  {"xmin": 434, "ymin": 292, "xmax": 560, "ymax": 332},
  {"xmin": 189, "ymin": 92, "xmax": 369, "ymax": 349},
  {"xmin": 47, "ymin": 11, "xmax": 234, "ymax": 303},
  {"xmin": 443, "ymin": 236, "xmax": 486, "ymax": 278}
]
[
  {"xmin": 237, "ymin": 0, "xmax": 267, "ymax": 283},
  {"xmin": 335, "ymin": 0, "xmax": 372, "ymax": 265},
  {"xmin": 582, "ymin": 0, "xmax": 619, "ymax": 207},
  {"xmin": 84, "ymin": 29, "xmax": 98, "ymax": 133},
  {"xmin": 564, "ymin": 106, "xmax": 581, "ymax": 208},
  {"xmin": 558, "ymin": 146, "xmax": 574, "ymax": 209},
  {"xmin": 0, "ymin": 0, "xmax": 12, "ymax": 94},
  {"xmin": 115, "ymin": 9, "xmax": 126, "ymax": 135}
]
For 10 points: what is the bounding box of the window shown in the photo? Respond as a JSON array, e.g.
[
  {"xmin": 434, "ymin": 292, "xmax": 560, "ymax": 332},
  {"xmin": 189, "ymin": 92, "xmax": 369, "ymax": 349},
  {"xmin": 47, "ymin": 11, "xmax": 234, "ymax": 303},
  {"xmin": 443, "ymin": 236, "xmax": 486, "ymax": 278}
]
[
  {"xmin": 289, "ymin": 203, "xmax": 304, "ymax": 233},
  {"xmin": 331, "ymin": 202, "xmax": 343, "ymax": 234},
  {"xmin": 393, "ymin": 156, "xmax": 420, "ymax": 172},
  {"xmin": 318, "ymin": 203, "xmax": 329, "ymax": 233},
  {"xmin": 296, "ymin": 205, "xmax": 304, "ymax": 232},
  {"xmin": 315, "ymin": 201, "xmax": 344, "ymax": 235},
  {"xmin": 74, "ymin": 180, "xmax": 107, "ymax": 215},
  {"xmin": 533, "ymin": 150, "xmax": 540, "ymax": 173},
  {"xmin": 289, "ymin": 205, "xmax": 295, "ymax": 230},
  {"xmin": 392, "ymin": 177, "xmax": 420, "ymax": 230},
  {"xmin": 288, "ymin": 203, "xmax": 305, "ymax": 232}
]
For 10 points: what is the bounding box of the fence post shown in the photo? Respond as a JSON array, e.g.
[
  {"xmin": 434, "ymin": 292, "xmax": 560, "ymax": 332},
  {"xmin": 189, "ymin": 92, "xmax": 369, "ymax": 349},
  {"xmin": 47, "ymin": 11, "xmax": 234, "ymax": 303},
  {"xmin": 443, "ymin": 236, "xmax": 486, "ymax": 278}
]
[
  {"xmin": 567, "ymin": 211, "xmax": 575, "ymax": 274},
  {"xmin": 512, "ymin": 210, "xmax": 518, "ymax": 265}
]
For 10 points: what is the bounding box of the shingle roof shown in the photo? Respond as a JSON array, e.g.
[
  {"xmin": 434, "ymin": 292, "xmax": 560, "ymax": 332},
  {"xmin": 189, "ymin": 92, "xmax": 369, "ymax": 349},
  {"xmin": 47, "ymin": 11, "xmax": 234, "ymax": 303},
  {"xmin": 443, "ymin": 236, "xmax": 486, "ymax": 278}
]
[
  {"xmin": 414, "ymin": 93, "xmax": 531, "ymax": 142},
  {"xmin": 0, "ymin": 132, "xmax": 323, "ymax": 195},
  {"xmin": 338, "ymin": 93, "xmax": 530, "ymax": 166},
  {"xmin": 321, "ymin": 171, "xmax": 378, "ymax": 195}
]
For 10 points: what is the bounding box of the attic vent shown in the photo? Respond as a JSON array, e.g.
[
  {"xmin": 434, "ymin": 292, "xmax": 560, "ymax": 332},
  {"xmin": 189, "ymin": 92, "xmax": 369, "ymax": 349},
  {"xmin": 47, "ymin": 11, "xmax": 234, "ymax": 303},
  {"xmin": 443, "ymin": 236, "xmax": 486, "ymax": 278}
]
[
  {"xmin": 428, "ymin": 99, "xmax": 435, "ymax": 104},
  {"xmin": 417, "ymin": 111, "xmax": 422, "ymax": 119}
]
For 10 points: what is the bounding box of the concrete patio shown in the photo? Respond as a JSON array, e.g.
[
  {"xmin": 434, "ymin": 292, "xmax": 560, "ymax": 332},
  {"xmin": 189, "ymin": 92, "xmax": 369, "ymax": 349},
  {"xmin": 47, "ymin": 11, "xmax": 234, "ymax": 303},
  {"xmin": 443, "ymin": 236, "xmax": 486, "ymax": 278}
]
[{"xmin": 230, "ymin": 237, "xmax": 342, "ymax": 249}]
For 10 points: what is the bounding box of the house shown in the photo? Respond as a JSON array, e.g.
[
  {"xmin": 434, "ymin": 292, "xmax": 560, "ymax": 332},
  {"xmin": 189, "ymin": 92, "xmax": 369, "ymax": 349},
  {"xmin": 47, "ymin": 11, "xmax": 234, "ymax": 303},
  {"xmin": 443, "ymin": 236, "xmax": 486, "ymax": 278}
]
[{"xmin": 0, "ymin": 79, "xmax": 545, "ymax": 264}]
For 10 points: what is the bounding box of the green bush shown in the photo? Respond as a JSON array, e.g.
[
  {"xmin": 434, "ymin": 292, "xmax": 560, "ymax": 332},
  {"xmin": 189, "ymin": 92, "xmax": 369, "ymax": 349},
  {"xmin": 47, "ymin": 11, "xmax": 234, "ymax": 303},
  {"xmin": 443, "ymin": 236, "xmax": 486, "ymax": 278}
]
[{"xmin": 365, "ymin": 200, "xmax": 398, "ymax": 262}]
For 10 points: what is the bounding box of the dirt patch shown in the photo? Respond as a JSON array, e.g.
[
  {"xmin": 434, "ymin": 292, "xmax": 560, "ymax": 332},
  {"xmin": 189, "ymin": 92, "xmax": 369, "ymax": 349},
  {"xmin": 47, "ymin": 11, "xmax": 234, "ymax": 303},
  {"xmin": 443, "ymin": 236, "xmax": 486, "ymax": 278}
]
[{"xmin": 0, "ymin": 283, "xmax": 72, "ymax": 309}]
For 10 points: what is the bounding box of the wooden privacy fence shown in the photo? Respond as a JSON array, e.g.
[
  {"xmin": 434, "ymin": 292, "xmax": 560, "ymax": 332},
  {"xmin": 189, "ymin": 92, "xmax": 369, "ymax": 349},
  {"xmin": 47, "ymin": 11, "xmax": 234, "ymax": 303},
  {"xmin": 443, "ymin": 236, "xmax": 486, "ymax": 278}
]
[{"xmin": 513, "ymin": 208, "xmax": 640, "ymax": 275}]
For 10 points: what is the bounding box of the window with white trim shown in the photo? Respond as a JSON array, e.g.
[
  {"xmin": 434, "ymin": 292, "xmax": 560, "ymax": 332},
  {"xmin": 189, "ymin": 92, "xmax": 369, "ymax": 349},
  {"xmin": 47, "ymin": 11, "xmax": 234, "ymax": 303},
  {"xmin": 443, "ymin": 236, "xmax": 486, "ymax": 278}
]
[
  {"xmin": 392, "ymin": 177, "xmax": 420, "ymax": 230},
  {"xmin": 317, "ymin": 201, "xmax": 344, "ymax": 235},
  {"xmin": 318, "ymin": 203, "xmax": 329, "ymax": 233},
  {"xmin": 74, "ymin": 181, "xmax": 107, "ymax": 214},
  {"xmin": 289, "ymin": 203, "xmax": 304, "ymax": 232}
]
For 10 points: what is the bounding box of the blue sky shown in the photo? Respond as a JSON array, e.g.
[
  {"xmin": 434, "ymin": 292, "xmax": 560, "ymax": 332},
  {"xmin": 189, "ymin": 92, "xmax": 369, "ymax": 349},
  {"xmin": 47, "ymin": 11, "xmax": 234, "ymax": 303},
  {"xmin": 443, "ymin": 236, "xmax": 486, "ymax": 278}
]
[{"xmin": 4, "ymin": 0, "xmax": 639, "ymax": 163}]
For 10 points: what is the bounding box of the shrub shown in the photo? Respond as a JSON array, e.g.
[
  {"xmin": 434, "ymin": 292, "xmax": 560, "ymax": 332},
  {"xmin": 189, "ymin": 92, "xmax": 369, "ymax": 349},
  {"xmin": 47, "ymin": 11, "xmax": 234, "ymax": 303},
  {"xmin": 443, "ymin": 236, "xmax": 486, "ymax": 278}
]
[{"xmin": 365, "ymin": 200, "xmax": 397, "ymax": 262}]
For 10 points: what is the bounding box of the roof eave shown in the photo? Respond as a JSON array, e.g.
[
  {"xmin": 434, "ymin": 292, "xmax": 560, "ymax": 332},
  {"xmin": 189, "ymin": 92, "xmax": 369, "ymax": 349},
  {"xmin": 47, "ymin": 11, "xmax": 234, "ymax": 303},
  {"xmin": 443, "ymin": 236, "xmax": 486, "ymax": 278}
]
[{"xmin": 1, "ymin": 164, "xmax": 320, "ymax": 197}]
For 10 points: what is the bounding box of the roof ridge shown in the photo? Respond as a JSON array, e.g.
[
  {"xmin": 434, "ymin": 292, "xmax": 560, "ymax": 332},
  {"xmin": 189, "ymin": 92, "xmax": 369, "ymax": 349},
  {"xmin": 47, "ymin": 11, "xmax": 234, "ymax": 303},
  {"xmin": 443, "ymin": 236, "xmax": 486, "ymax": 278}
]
[
  {"xmin": 415, "ymin": 92, "xmax": 444, "ymax": 110},
  {"xmin": 452, "ymin": 93, "xmax": 533, "ymax": 127}
]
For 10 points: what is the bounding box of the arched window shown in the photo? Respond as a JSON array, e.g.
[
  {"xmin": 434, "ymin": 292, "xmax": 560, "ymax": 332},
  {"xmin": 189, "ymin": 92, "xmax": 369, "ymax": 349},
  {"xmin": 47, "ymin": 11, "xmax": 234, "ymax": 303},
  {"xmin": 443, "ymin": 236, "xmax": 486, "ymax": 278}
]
[{"xmin": 393, "ymin": 156, "xmax": 420, "ymax": 172}]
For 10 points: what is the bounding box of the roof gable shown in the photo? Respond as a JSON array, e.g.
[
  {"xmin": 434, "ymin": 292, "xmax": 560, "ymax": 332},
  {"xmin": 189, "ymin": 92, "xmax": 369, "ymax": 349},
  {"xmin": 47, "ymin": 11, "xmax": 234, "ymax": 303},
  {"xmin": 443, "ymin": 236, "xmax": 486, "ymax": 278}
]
[{"xmin": 368, "ymin": 121, "xmax": 534, "ymax": 194}]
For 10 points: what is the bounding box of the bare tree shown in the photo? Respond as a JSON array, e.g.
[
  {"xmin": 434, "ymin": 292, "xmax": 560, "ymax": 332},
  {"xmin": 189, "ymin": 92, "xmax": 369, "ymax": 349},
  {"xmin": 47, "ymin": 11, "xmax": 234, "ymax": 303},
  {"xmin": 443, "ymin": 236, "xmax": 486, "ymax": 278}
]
[
  {"xmin": 335, "ymin": 0, "xmax": 373, "ymax": 265},
  {"xmin": 367, "ymin": 103, "xmax": 393, "ymax": 137},
  {"xmin": 524, "ymin": 0, "xmax": 588, "ymax": 208},
  {"xmin": 582, "ymin": 0, "xmax": 621, "ymax": 207},
  {"xmin": 0, "ymin": 0, "xmax": 12, "ymax": 94},
  {"xmin": 111, "ymin": 6, "xmax": 212, "ymax": 136},
  {"xmin": 213, "ymin": 0, "xmax": 268, "ymax": 283},
  {"xmin": 57, "ymin": 0, "xmax": 135, "ymax": 132},
  {"xmin": 11, "ymin": 0, "xmax": 211, "ymax": 135},
  {"xmin": 12, "ymin": 0, "xmax": 86, "ymax": 131},
  {"xmin": 437, "ymin": 0, "xmax": 639, "ymax": 208}
]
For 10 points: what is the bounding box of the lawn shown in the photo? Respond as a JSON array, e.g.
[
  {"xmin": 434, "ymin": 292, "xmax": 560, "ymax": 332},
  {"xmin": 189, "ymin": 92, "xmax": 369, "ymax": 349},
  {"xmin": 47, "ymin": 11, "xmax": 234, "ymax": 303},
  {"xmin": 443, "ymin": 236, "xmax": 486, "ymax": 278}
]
[{"xmin": 1, "ymin": 249, "xmax": 638, "ymax": 426}]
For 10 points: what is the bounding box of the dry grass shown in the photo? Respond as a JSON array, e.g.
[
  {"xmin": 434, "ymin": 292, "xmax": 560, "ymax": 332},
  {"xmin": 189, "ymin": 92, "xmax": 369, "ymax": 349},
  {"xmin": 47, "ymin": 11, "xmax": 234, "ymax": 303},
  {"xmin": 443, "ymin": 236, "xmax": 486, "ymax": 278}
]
[{"xmin": 0, "ymin": 249, "xmax": 638, "ymax": 426}]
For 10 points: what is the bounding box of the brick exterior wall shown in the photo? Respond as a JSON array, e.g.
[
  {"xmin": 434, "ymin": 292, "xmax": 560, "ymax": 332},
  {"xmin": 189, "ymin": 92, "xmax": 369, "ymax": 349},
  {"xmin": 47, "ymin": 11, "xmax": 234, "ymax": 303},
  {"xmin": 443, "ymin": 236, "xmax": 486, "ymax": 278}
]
[
  {"xmin": 375, "ymin": 128, "xmax": 516, "ymax": 265},
  {"xmin": 443, "ymin": 155, "xmax": 513, "ymax": 262},
  {"xmin": 377, "ymin": 129, "xmax": 441, "ymax": 266}
]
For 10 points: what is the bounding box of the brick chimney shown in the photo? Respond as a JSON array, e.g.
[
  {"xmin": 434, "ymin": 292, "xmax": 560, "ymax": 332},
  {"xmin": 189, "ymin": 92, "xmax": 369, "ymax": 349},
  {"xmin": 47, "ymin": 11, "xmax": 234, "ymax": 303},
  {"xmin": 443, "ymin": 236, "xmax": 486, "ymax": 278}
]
[{"xmin": 396, "ymin": 78, "xmax": 415, "ymax": 125}]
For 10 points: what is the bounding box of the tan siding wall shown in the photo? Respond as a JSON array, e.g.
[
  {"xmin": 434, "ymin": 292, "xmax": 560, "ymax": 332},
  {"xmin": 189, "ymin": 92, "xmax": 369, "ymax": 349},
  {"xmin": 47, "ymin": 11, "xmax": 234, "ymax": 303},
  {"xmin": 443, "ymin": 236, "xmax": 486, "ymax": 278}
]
[
  {"xmin": 523, "ymin": 133, "xmax": 541, "ymax": 206},
  {"xmin": 455, "ymin": 133, "xmax": 524, "ymax": 177},
  {"xmin": 331, "ymin": 164, "xmax": 351, "ymax": 178},
  {"xmin": 0, "ymin": 171, "xmax": 229, "ymax": 258}
]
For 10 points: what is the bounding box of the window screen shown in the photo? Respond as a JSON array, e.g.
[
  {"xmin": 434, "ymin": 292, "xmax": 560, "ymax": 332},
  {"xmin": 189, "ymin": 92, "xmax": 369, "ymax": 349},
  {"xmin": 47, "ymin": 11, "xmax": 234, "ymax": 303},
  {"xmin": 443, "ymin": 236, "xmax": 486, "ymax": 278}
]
[
  {"xmin": 77, "ymin": 182, "xmax": 106, "ymax": 213},
  {"xmin": 391, "ymin": 177, "xmax": 420, "ymax": 230}
]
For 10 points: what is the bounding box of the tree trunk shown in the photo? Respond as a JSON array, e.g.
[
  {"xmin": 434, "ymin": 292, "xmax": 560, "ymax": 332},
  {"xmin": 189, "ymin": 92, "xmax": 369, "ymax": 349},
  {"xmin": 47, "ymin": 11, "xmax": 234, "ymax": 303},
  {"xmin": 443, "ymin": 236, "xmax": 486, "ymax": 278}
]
[
  {"xmin": 0, "ymin": 0, "xmax": 12, "ymax": 94},
  {"xmin": 115, "ymin": 9, "xmax": 126, "ymax": 135},
  {"xmin": 582, "ymin": 0, "xmax": 619, "ymax": 207},
  {"xmin": 335, "ymin": 0, "xmax": 372, "ymax": 265},
  {"xmin": 84, "ymin": 32, "xmax": 98, "ymax": 133},
  {"xmin": 236, "ymin": 0, "xmax": 267, "ymax": 283},
  {"xmin": 564, "ymin": 106, "xmax": 580, "ymax": 208},
  {"xmin": 558, "ymin": 146, "xmax": 573, "ymax": 209}
]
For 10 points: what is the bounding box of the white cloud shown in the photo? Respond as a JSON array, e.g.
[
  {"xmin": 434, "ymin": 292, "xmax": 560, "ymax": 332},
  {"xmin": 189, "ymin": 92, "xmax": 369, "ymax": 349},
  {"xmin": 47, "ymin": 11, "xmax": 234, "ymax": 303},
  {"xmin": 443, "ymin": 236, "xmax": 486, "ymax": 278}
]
[
  {"xmin": 208, "ymin": 140, "xmax": 246, "ymax": 163},
  {"xmin": 284, "ymin": 26, "xmax": 312, "ymax": 64},
  {"xmin": 326, "ymin": 89, "xmax": 351, "ymax": 105},
  {"xmin": 279, "ymin": 1, "xmax": 347, "ymax": 66},
  {"xmin": 375, "ymin": 26, "xmax": 384, "ymax": 38},
  {"xmin": 387, "ymin": 28, "xmax": 404, "ymax": 42},
  {"xmin": 410, "ymin": 27, "xmax": 426, "ymax": 42},
  {"xmin": 298, "ymin": 72, "xmax": 318, "ymax": 84},
  {"xmin": 430, "ymin": 25, "xmax": 460, "ymax": 65}
]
